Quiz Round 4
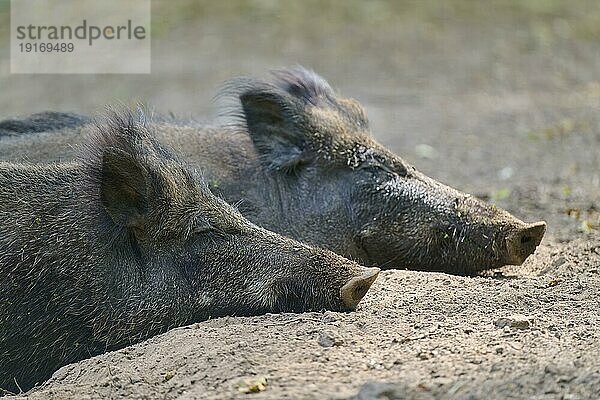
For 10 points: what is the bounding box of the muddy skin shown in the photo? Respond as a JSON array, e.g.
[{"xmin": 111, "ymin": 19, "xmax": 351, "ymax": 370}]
[
  {"xmin": 0, "ymin": 111, "xmax": 378, "ymax": 394},
  {"xmin": 0, "ymin": 67, "xmax": 546, "ymax": 274}
]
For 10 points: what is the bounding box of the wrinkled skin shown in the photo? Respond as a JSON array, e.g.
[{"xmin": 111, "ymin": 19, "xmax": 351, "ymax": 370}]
[
  {"xmin": 0, "ymin": 67, "xmax": 546, "ymax": 275},
  {"xmin": 0, "ymin": 112, "xmax": 377, "ymax": 393}
]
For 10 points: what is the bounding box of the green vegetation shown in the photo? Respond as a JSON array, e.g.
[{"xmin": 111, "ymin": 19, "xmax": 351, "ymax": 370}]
[
  {"xmin": 2, "ymin": 1, "xmax": 598, "ymax": 48},
  {"xmin": 151, "ymin": 0, "xmax": 600, "ymax": 41}
]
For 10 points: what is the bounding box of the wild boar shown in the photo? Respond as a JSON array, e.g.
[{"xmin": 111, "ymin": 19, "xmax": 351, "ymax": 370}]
[
  {"xmin": 0, "ymin": 111, "xmax": 378, "ymax": 394},
  {"xmin": 0, "ymin": 67, "xmax": 546, "ymax": 275}
]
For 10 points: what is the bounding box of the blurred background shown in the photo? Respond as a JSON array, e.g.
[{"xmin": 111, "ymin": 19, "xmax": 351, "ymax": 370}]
[{"xmin": 0, "ymin": 0, "xmax": 598, "ymax": 239}]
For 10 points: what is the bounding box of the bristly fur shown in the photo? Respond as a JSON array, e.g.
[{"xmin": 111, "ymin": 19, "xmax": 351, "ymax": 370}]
[
  {"xmin": 78, "ymin": 107, "xmax": 179, "ymax": 174},
  {"xmin": 0, "ymin": 111, "xmax": 90, "ymax": 137},
  {"xmin": 214, "ymin": 65, "xmax": 339, "ymax": 132},
  {"xmin": 81, "ymin": 108, "xmax": 148, "ymax": 162},
  {"xmin": 75, "ymin": 108, "xmax": 196, "ymax": 248},
  {"xmin": 270, "ymin": 65, "xmax": 336, "ymax": 106}
]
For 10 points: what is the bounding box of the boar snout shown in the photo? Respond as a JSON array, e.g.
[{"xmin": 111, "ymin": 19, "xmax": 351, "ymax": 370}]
[
  {"xmin": 504, "ymin": 221, "xmax": 547, "ymax": 265},
  {"xmin": 340, "ymin": 266, "xmax": 380, "ymax": 310}
]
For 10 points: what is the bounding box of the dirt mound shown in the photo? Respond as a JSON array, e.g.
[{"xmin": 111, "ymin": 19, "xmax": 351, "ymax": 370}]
[{"xmin": 10, "ymin": 237, "xmax": 597, "ymax": 399}]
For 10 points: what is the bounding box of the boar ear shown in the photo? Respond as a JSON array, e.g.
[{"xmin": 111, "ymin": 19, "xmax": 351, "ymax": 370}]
[
  {"xmin": 100, "ymin": 147, "xmax": 149, "ymax": 227},
  {"xmin": 239, "ymin": 89, "xmax": 308, "ymax": 172}
]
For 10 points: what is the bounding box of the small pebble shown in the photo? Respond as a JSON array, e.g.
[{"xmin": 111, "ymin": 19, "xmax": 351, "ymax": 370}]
[
  {"xmin": 494, "ymin": 314, "xmax": 532, "ymax": 330},
  {"xmin": 318, "ymin": 331, "xmax": 343, "ymax": 347}
]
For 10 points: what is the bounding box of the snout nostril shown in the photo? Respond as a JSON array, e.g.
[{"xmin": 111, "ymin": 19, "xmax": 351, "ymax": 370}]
[
  {"xmin": 340, "ymin": 267, "xmax": 380, "ymax": 310},
  {"xmin": 353, "ymin": 285, "xmax": 369, "ymax": 302},
  {"xmin": 520, "ymin": 235, "xmax": 533, "ymax": 245},
  {"xmin": 504, "ymin": 221, "xmax": 547, "ymax": 266}
]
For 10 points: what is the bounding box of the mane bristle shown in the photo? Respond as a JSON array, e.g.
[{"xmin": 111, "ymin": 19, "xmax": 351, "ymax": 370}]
[
  {"xmin": 270, "ymin": 66, "xmax": 335, "ymax": 106},
  {"xmin": 81, "ymin": 109, "xmax": 135, "ymax": 162},
  {"xmin": 213, "ymin": 66, "xmax": 339, "ymax": 133},
  {"xmin": 76, "ymin": 107, "xmax": 182, "ymax": 185}
]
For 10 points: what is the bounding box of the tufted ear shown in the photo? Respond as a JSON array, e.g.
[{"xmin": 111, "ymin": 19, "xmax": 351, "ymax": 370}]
[
  {"xmin": 239, "ymin": 88, "xmax": 309, "ymax": 172},
  {"xmin": 100, "ymin": 147, "xmax": 151, "ymax": 228}
]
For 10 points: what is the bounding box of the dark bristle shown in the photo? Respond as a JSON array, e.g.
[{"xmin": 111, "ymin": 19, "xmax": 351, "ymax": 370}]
[
  {"xmin": 0, "ymin": 112, "xmax": 90, "ymax": 137},
  {"xmin": 77, "ymin": 108, "xmax": 180, "ymax": 183},
  {"xmin": 85, "ymin": 109, "xmax": 149, "ymax": 161},
  {"xmin": 271, "ymin": 66, "xmax": 335, "ymax": 106},
  {"xmin": 214, "ymin": 66, "xmax": 339, "ymax": 135}
]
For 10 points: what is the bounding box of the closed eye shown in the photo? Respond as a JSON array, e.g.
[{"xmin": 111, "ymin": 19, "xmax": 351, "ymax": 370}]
[
  {"xmin": 193, "ymin": 225, "xmax": 214, "ymax": 235},
  {"xmin": 358, "ymin": 161, "xmax": 407, "ymax": 177},
  {"xmin": 191, "ymin": 223, "xmax": 229, "ymax": 244},
  {"xmin": 192, "ymin": 217, "xmax": 215, "ymax": 235}
]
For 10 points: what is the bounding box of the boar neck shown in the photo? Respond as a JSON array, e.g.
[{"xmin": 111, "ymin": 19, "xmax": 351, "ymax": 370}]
[{"xmin": 151, "ymin": 125, "xmax": 361, "ymax": 257}]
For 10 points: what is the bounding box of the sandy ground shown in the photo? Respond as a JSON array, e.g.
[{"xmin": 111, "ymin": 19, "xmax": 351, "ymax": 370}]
[
  {"xmin": 11, "ymin": 237, "xmax": 600, "ymax": 400},
  {"xmin": 0, "ymin": 1, "xmax": 599, "ymax": 399}
]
